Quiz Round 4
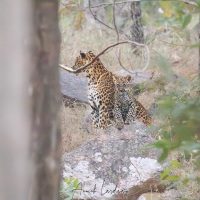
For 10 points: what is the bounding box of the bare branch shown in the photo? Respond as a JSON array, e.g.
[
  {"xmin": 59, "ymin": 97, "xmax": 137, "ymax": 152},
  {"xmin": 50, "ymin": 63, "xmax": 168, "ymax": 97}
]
[
  {"xmin": 113, "ymin": 0, "xmax": 120, "ymax": 42},
  {"xmin": 88, "ymin": 0, "xmax": 113, "ymax": 31},
  {"xmin": 115, "ymin": 49, "xmax": 150, "ymax": 77},
  {"xmin": 60, "ymin": 0, "xmax": 140, "ymax": 9},
  {"xmin": 88, "ymin": 0, "xmax": 130, "ymax": 39},
  {"xmin": 181, "ymin": 0, "xmax": 198, "ymax": 6},
  {"xmin": 87, "ymin": 0, "xmax": 140, "ymax": 9},
  {"xmin": 115, "ymin": 49, "xmax": 134, "ymax": 74},
  {"xmin": 59, "ymin": 40, "xmax": 150, "ymax": 73}
]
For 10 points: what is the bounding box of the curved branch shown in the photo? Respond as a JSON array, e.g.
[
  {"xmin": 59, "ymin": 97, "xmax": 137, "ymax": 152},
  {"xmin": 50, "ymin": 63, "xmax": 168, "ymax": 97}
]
[{"xmin": 59, "ymin": 40, "xmax": 150, "ymax": 73}]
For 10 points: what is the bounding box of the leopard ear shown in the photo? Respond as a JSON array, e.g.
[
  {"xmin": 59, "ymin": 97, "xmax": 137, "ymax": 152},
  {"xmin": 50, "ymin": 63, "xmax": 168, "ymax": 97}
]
[
  {"xmin": 126, "ymin": 75, "xmax": 132, "ymax": 81},
  {"xmin": 80, "ymin": 51, "xmax": 86, "ymax": 59}
]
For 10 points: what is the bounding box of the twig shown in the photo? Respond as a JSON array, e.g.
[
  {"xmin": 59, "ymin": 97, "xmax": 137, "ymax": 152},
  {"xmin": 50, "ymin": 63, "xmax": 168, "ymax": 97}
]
[
  {"xmin": 59, "ymin": 40, "xmax": 150, "ymax": 73},
  {"xmin": 181, "ymin": 0, "xmax": 198, "ymax": 6},
  {"xmin": 115, "ymin": 49, "xmax": 150, "ymax": 76},
  {"xmin": 86, "ymin": 0, "xmax": 140, "ymax": 9},
  {"xmin": 113, "ymin": 0, "xmax": 119, "ymax": 42},
  {"xmin": 116, "ymin": 49, "xmax": 134, "ymax": 74},
  {"xmin": 60, "ymin": 0, "xmax": 140, "ymax": 9},
  {"xmin": 157, "ymin": 39, "xmax": 190, "ymax": 47},
  {"xmin": 130, "ymin": 160, "xmax": 141, "ymax": 182},
  {"xmin": 88, "ymin": 0, "xmax": 114, "ymax": 31},
  {"xmin": 88, "ymin": 0, "xmax": 130, "ymax": 39}
]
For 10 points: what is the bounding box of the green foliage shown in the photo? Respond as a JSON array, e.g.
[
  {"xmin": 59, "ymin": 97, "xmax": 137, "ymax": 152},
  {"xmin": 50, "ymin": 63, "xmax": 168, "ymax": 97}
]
[
  {"xmin": 60, "ymin": 177, "xmax": 80, "ymax": 200},
  {"xmin": 182, "ymin": 14, "xmax": 192, "ymax": 29},
  {"xmin": 154, "ymin": 78, "xmax": 200, "ymax": 162},
  {"xmin": 160, "ymin": 160, "xmax": 181, "ymax": 180},
  {"xmin": 195, "ymin": 0, "xmax": 200, "ymax": 7},
  {"xmin": 151, "ymin": 51, "xmax": 200, "ymax": 196},
  {"xmin": 142, "ymin": 0, "xmax": 199, "ymax": 30}
]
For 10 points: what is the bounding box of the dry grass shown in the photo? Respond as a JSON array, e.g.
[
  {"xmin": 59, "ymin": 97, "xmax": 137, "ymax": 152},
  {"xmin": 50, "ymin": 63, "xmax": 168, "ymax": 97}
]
[{"xmin": 60, "ymin": 102, "xmax": 94, "ymax": 154}]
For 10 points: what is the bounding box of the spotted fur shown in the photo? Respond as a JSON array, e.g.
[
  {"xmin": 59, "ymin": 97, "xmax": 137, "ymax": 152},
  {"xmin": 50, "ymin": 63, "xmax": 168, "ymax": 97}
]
[
  {"xmin": 72, "ymin": 51, "xmax": 151, "ymax": 129},
  {"xmin": 72, "ymin": 51, "xmax": 115, "ymax": 129},
  {"xmin": 113, "ymin": 75, "xmax": 152, "ymax": 127}
]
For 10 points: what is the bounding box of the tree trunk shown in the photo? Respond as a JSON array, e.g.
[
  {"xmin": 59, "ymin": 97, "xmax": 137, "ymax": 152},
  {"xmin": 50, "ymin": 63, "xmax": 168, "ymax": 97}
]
[
  {"xmin": 130, "ymin": 1, "xmax": 144, "ymax": 49},
  {"xmin": 0, "ymin": 0, "xmax": 61, "ymax": 200},
  {"xmin": 199, "ymin": 13, "xmax": 200, "ymax": 78},
  {"xmin": 29, "ymin": 1, "xmax": 61, "ymax": 200}
]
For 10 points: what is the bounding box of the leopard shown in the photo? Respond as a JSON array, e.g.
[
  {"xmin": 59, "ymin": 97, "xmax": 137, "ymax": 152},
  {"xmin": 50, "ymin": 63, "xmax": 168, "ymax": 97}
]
[
  {"xmin": 72, "ymin": 51, "xmax": 151, "ymax": 130},
  {"xmin": 113, "ymin": 75, "xmax": 152, "ymax": 128},
  {"xmin": 72, "ymin": 51, "xmax": 115, "ymax": 129}
]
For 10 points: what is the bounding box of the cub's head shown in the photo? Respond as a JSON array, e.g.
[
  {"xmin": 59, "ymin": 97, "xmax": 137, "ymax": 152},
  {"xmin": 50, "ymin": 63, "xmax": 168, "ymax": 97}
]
[{"xmin": 113, "ymin": 75, "xmax": 132, "ymax": 92}]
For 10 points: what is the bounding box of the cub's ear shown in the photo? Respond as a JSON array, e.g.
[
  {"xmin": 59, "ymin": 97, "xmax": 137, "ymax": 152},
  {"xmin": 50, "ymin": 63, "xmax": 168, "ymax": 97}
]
[
  {"xmin": 126, "ymin": 75, "xmax": 132, "ymax": 81},
  {"xmin": 80, "ymin": 51, "xmax": 86, "ymax": 59}
]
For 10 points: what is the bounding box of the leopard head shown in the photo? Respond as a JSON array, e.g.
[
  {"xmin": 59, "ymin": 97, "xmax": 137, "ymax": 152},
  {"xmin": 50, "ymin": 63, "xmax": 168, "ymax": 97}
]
[
  {"xmin": 72, "ymin": 51, "xmax": 88, "ymax": 70},
  {"xmin": 72, "ymin": 51, "xmax": 96, "ymax": 71},
  {"xmin": 113, "ymin": 75, "xmax": 132, "ymax": 92}
]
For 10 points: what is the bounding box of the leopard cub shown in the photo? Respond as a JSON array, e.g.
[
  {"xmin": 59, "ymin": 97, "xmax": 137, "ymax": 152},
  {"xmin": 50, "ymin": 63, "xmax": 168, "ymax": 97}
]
[{"xmin": 113, "ymin": 75, "xmax": 152, "ymax": 129}]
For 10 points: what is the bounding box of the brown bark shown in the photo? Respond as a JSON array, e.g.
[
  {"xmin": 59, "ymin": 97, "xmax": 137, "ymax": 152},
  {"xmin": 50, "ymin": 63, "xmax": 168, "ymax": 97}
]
[
  {"xmin": 0, "ymin": 0, "xmax": 61, "ymax": 200},
  {"xmin": 199, "ymin": 13, "xmax": 200, "ymax": 78},
  {"xmin": 130, "ymin": 1, "xmax": 144, "ymax": 49},
  {"xmin": 29, "ymin": 1, "xmax": 61, "ymax": 200}
]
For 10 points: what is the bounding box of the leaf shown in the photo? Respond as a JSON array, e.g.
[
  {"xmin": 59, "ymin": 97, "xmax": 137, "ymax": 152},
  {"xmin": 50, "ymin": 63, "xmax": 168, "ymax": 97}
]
[
  {"xmin": 195, "ymin": 0, "xmax": 200, "ymax": 7},
  {"xmin": 73, "ymin": 178, "xmax": 79, "ymax": 187},
  {"xmin": 165, "ymin": 175, "xmax": 180, "ymax": 181},
  {"xmin": 187, "ymin": 14, "xmax": 199, "ymax": 30},
  {"xmin": 160, "ymin": 166, "xmax": 174, "ymax": 180},
  {"xmin": 182, "ymin": 14, "xmax": 192, "ymax": 28},
  {"xmin": 151, "ymin": 140, "xmax": 168, "ymax": 149},
  {"xmin": 170, "ymin": 160, "xmax": 181, "ymax": 167},
  {"xmin": 158, "ymin": 148, "xmax": 169, "ymax": 162}
]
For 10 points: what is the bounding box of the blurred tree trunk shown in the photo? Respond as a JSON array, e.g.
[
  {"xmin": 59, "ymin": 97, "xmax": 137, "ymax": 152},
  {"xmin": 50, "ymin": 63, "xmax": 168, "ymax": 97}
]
[
  {"xmin": 130, "ymin": 0, "xmax": 144, "ymax": 49},
  {"xmin": 0, "ymin": 1, "xmax": 33, "ymax": 200},
  {"xmin": 0, "ymin": 0, "xmax": 61, "ymax": 200},
  {"xmin": 29, "ymin": 0, "xmax": 61, "ymax": 200},
  {"xmin": 199, "ymin": 14, "xmax": 200, "ymax": 78}
]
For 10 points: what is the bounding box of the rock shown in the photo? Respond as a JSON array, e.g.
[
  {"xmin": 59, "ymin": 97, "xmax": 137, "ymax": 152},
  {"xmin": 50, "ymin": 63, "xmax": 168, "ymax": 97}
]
[
  {"xmin": 62, "ymin": 123, "xmax": 165, "ymax": 200},
  {"xmin": 138, "ymin": 195, "xmax": 147, "ymax": 200},
  {"xmin": 81, "ymin": 108, "xmax": 94, "ymax": 133},
  {"xmin": 162, "ymin": 189, "xmax": 181, "ymax": 199},
  {"xmin": 59, "ymin": 69, "xmax": 88, "ymax": 103}
]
